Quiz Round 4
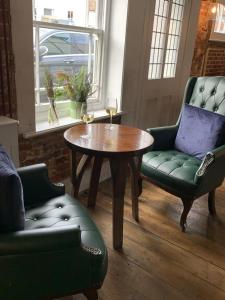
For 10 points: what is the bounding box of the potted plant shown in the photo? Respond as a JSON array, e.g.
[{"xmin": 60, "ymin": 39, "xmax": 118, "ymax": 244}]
[
  {"xmin": 44, "ymin": 70, "xmax": 59, "ymax": 124},
  {"xmin": 57, "ymin": 67, "xmax": 95, "ymax": 119}
]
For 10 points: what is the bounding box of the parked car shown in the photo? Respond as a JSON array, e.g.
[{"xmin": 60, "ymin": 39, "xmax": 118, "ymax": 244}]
[{"xmin": 37, "ymin": 29, "xmax": 94, "ymax": 102}]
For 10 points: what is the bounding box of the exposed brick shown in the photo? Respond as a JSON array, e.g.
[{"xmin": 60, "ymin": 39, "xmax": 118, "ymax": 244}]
[{"xmin": 18, "ymin": 130, "xmax": 71, "ymax": 182}]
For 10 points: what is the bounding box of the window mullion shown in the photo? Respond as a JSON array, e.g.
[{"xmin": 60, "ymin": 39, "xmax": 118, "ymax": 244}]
[
  {"xmin": 95, "ymin": 31, "xmax": 102, "ymax": 91},
  {"xmin": 161, "ymin": 0, "xmax": 172, "ymax": 79},
  {"xmin": 35, "ymin": 24, "xmax": 40, "ymax": 105},
  {"xmin": 88, "ymin": 33, "xmax": 92, "ymax": 74},
  {"xmin": 85, "ymin": 0, "xmax": 89, "ymax": 27},
  {"xmin": 33, "ymin": 20, "xmax": 102, "ymax": 35},
  {"xmin": 97, "ymin": 0, "xmax": 102, "ymax": 29}
]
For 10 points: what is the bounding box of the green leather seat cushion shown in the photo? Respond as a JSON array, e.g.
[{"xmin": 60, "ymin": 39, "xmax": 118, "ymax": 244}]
[
  {"xmin": 141, "ymin": 150, "xmax": 201, "ymax": 196},
  {"xmin": 25, "ymin": 194, "xmax": 106, "ymax": 251}
]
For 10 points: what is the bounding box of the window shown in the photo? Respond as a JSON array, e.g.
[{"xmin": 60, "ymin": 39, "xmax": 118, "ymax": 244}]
[
  {"xmin": 148, "ymin": 0, "xmax": 185, "ymax": 79},
  {"xmin": 68, "ymin": 11, "xmax": 74, "ymax": 20},
  {"xmin": 11, "ymin": 0, "xmax": 128, "ymax": 133},
  {"xmin": 210, "ymin": 1, "xmax": 225, "ymax": 42},
  {"xmin": 33, "ymin": 0, "xmax": 106, "ymax": 115},
  {"xmin": 44, "ymin": 8, "xmax": 54, "ymax": 16}
]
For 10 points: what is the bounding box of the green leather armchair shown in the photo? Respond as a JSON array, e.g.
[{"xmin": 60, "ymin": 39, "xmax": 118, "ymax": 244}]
[
  {"xmin": 140, "ymin": 76, "xmax": 225, "ymax": 231},
  {"xmin": 0, "ymin": 163, "xmax": 107, "ymax": 300}
]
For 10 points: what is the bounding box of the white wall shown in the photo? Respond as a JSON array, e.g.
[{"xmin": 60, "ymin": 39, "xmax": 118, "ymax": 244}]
[
  {"xmin": 104, "ymin": 0, "xmax": 129, "ymax": 110},
  {"xmin": 10, "ymin": 0, "xmax": 36, "ymax": 133}
]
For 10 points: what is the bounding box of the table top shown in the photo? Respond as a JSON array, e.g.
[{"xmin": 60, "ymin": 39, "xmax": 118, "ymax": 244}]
[{"xmin": 64, "ymin": 123, "xmax": 154, "ymax": 157}]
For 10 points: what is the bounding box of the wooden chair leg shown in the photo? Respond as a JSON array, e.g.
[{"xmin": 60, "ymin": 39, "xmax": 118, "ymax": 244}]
[
  {"xmin": 180, "ymin": 198, "xmax": 194, "ymax": 232},
  {"xmin": 83, "ymin": 288, "xmax": 98, "ymax": 300},
  {"xmin": 208, "ymin": 190, "xmax": 216, "ymax": 216}
]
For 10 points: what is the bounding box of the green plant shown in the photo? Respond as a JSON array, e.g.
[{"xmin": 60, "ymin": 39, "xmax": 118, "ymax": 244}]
[
  {"xmin": 73, "ymin": 67, "xmax": 94, "ymax": 102},
  {"xmin": 57, "ymin": 67, "xmax": 95, "ymax": 102}
]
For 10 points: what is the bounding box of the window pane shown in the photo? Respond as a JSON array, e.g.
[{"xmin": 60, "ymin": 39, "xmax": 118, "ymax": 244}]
[
  {"xmin": 33, "ymin": 0, "xmax": 98, "ymax": 28},
  {"xmin": 41, "ymin": 32, "xmax": 72, "ymax": 55},
  {"xmin": 214, "ymin": 3, "xmax": 225, "ymax": 34},
  {"xmin": 163, "ymin": 0, "xmax": 185, "ymax": 78},
  {"xmin": 34, "ymin": 27, "xmax": 97, "ymax": 104},
  {"xmin": 148, "ymin": 0, "xmax": 170, "ymax": 80}
]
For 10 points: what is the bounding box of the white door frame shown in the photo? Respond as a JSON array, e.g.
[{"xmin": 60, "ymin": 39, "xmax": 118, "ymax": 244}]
[{"xmin": 122, "ymin": 0, "xmax": 201, "ymax": 129}]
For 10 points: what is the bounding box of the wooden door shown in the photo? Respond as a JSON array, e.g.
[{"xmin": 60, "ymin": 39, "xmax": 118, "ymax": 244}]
[{"xmin": 122, "ymin": 0, "xmax": 201, "ymax": 129}]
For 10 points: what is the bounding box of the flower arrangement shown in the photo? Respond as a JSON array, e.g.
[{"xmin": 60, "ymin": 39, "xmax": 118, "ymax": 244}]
[
  {"xmin": 44, "ymin": 70, "xmax": 59, "ymax": 124},
  {"xmin": 57, "ymin": 67, "xmax": 95, "ymax": 119},
  {"xmin": 57, "ymin": 67, "xmax": 95, "ymax": 103}
]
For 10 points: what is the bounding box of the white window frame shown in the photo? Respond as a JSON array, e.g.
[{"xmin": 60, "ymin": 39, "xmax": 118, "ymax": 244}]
[
  {"xmin": 148, "ymin": 0, "xmax": 185, "ymax": 80},
  {"xmin": 34, "ymin": 0, "xmax": 108, "ymax": 122},
  {"xmin": 210, "ymin": 0, "xmax": 225, "ymax": 42},
  {"xmin": 10, "ymin": 0, "xmax": 110, "ymax": 133},
  {"xmin": 34, "ymin": 23, "xmax": 103, "ymax": 121}
]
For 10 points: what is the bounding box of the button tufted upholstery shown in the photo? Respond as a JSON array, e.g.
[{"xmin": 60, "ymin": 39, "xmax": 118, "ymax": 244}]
[
  {"xmin": 142, "ymin": 150, "xmax": 201, "ymax": 196},
  {"xmin": 25, "ymin": 194, "xmax": 105, "ymax": 251},
  {"xmin": 0, "ymin": 163, "xmax": 107, "ymax": 300},
  {"xmin": 140, "ymin": 76, "xmax": 225, "ymax": 232},
  {"xmin": 188, "ymin": 76, "xmax": 225, "ymax": 115}
]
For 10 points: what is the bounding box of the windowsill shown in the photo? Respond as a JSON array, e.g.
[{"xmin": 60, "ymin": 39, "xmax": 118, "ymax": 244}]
[{"xmin": 23, "ymin": 110, "xmax": 124, "ymax": 138}]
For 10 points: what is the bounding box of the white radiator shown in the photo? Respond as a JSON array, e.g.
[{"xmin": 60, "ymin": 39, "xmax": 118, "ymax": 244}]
[{"xmin": 0, "ymin": 116, "xmax": 19, "ymax": 167}]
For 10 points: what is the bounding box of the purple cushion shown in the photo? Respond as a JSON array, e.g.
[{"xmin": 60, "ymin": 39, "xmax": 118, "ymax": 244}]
[
  {"xmin": 175, "ymin": 104, "xmax": 225, "ymax": 159},
  {"xmin": 0, "ymin": 146, "xmax": 25, "ymax": 232}
]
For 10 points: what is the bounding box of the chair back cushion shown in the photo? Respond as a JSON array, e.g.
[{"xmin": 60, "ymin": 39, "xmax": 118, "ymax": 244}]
[
  {"xmin": 175, "ymin": 104, "xmax": 225, "ymax": 159},
  {"xmin": 187, "ymin": 76, "xmax": 225, "ymax": 115},
  {"xmin": 0, "ymin": 146, "xmax": 25, "ymax": 232}
]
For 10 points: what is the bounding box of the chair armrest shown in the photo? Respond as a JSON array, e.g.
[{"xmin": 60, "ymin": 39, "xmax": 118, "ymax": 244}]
[
  {"xmin": 0, "ymin": 225, "xmax": 81, "ymax": 255},
  {"xmin": 17, "ymin": 164, "xmax": 65, "ymax": 207},
  {"xmin": 195, "ymin": 145, "xmax": 225, "ymax": 189},
  {"xmin": 146, "ymin": 125, "xmax": 179, "ymax": 150}
]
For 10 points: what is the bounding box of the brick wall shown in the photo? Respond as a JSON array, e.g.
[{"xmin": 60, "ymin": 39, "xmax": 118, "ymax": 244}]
[
  {"xmin": 19, "ymin": 130, "xmax": 71, "ymax": 182},
  {"xmin": 203, "ymin": 47, "xmax": 225, "ymax": 76},
  {"xmin": 0, "ymin": 0, "xmax": 17, "ymax": 118}
]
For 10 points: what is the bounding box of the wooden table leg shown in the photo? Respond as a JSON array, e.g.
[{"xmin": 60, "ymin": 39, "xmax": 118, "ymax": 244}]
[
  {"xmin": 129, "ymin": 155, "xmax": 143, "ymax": 222},
  {"xmin": 71, "ymin": 151, "xmax": 92, "ymax": 198},
  {"xmin": 109, "ymin": 157, "xmax": 128, "ymax": 250},
  {"xmin": 88, "ymin": 156, "xmax": 103, "ymax": 207}
]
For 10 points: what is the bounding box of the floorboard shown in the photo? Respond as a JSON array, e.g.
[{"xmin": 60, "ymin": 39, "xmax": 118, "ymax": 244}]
[{"xmin": 57, "ymin": 178, "xmax": 225, "ymax": 300}]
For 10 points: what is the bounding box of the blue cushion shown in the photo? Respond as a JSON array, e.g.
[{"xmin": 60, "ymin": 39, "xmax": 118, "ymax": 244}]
[
  {"xmin": 0, "ymin": 146, "xmax": 25, "ymax": 232},
  {"xmin": 175, "ymin": 104, "xmax": 225, "ymax": 159}
]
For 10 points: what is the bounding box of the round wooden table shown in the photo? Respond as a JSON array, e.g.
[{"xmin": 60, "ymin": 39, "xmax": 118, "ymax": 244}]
[{"xmin": 64, "ymin": 123, "xmax": 154, "ymax": 249}]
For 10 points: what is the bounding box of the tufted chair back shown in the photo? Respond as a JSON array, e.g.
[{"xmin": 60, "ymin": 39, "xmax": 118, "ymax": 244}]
[
  {"xmin": 141, "ymin": 76, "xmax": 225, "ymax": 232},
  {"xmin": 185, "ymin": 76, "xmax": 225, "ymax": 116}
]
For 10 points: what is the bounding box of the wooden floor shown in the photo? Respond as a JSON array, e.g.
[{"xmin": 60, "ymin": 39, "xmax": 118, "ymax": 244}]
[{"xmin": 57, "ymin": 178, "xmax": 225, "ymax": 300}]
